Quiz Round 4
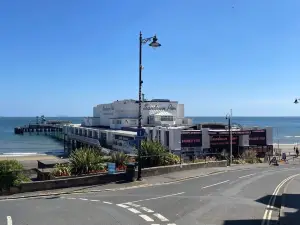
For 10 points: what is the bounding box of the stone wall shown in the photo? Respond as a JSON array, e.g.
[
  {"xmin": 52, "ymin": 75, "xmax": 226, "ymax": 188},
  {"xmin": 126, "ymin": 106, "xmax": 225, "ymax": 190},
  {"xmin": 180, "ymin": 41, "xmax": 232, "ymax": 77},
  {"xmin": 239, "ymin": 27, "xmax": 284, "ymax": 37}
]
[
  {"xmin": 139, "ymin": 160, "xmax": 227, "ymax": 177},
  {"xmin": 12, "ymin": 160, "xmax": 227, "ymax": 194}
]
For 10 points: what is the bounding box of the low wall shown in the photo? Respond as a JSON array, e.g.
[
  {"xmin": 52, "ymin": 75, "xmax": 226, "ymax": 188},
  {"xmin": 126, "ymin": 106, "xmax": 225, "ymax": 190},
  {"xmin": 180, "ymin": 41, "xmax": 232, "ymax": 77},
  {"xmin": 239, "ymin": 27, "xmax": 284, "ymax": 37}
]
[
  {"xmin": 139, "ymin": 160, "xmax": 228, "ymax": 177},
  {"xmin": 16, "ymin": 173, "xmax": 126, "ymax": 194},
  {"xmin": 10, "ymin": 161, "xmax": 227, "ymax": 194}
]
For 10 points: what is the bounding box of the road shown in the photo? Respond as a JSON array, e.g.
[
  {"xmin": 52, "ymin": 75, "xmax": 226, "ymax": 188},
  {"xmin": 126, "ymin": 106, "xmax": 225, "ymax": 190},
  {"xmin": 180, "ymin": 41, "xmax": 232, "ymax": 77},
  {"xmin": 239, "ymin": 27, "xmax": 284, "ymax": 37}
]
[{"xmin": 1, "ymin": 162, "xmax": 300, "ymax": 225}]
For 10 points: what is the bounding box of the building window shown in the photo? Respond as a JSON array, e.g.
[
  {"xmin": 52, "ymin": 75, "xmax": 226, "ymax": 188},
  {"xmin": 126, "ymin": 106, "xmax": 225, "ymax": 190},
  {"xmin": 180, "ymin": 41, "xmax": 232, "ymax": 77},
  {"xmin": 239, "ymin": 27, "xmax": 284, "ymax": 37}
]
[{"xmin": 160, "ymin": 116, "xmax": 173, "ymax": 121}]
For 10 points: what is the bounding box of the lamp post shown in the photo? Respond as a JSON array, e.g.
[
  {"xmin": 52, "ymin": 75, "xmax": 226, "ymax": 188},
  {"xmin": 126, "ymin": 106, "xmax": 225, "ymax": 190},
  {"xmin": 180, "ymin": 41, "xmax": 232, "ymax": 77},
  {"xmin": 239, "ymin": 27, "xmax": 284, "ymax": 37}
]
[
  {"xmin": 294, "ymin": 98, "xmax": 300, "ymax": 104},
  {"xmin": 226, "ymin": 109, "xmax": 233, "ymax": 166},
  {"xmin": 137, "ymin": 31, "xmax": 161, "ymax": 181}
]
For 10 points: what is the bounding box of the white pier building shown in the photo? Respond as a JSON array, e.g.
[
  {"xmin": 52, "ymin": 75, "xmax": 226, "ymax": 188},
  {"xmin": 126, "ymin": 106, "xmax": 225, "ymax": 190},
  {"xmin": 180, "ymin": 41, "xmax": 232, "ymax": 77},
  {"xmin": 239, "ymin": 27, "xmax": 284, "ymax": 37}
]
[{"xmin": 63, "ymin": 99, "xmax": 193, "ymax": 154}]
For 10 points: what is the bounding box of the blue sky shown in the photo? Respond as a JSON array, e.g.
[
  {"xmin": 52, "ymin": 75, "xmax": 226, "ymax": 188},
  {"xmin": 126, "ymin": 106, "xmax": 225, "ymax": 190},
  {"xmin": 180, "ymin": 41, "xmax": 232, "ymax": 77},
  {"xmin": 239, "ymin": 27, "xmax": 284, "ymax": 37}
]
[{"xmin": 1, "ymin": 0, "xmax": 300, "ymax": 117}]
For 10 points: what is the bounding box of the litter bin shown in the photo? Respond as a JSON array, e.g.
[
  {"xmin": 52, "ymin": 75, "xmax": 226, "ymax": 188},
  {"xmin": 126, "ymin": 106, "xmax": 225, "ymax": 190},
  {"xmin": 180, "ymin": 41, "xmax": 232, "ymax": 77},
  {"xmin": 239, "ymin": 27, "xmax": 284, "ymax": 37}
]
[{"xmin": 125, "ymin": 163, "xmax": 136, "ymax": 182}]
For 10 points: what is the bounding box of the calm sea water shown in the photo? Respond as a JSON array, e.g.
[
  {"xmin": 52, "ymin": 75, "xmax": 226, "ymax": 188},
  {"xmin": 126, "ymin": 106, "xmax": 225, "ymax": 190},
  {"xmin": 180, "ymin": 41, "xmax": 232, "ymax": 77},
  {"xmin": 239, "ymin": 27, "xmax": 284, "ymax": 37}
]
[{"xmin": 0, "ymin": 117, "xmax": 300, "ymax": 155}]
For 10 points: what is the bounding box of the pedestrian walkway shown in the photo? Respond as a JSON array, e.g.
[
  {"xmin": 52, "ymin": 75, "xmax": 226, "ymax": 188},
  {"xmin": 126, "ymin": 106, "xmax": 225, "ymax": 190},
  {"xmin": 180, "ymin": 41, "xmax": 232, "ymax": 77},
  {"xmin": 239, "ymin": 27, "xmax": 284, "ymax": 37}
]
[{"xmin": 279, "ymin": 175, "xmax": 300, "ymax": 225}]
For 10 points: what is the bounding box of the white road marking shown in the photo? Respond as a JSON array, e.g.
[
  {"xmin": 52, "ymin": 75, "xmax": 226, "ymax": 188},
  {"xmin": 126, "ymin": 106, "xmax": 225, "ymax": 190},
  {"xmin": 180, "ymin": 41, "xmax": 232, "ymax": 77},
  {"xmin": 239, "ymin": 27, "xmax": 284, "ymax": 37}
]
[
  {"xmin": 117, "ymin": 203, "xmax": 129, "ymax": 208},
  {"xmin": 153, "ymin": 213, "xmax": 169, "ymax": 221},
  {"xmin": 125, "ymin": 202, "xmax": 140, "ymax": 207},
  {"xmin": 139, "ymin": 214, "xmax": 154, "ymax": 222},
  {"xmin": 103, "ymin": 201, "xmax": 112, "ymax": 204},
  {"xmin": 123, "ymin": 192, "xmax": 185, "ymax": 204},
  {"xmin": 238, "ymin": 173, "xmax": 256, "ymax": 179},
  {"xmin": 90, "ymin": 199, "xmax": 100, "ymax": 202},
  {"xmin": 201, "ymin": 180, "xmax": 230, "ymax": 189},
  {"xmin": 7, "ymin": 216, "xmax": 12, "ymax": 225},
  {"xmin": 167, "ymin": 224, "xmax": 177, "ymax": 225},
  {"xmin": 127, "ymin": 208, "xmax": 141, "ymax": 214},
  {"xmin": 261, "ymin": 174, "xmax": 300, "ymax": 225},
  {"xmin": 79, "ymin": 198, "xmax": 88, "ymax": 201},
  {"xmin": 141, "ymin": 207, "xmax": 154, "ymax": 213}
]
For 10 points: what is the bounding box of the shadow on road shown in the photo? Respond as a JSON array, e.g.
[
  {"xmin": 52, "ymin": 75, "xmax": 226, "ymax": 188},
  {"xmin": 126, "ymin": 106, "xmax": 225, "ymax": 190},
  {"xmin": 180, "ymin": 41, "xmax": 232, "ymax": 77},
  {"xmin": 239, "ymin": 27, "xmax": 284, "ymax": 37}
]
[{"xmin": 222, "ymin": 194, "xmax": 300, "ymax": 225}]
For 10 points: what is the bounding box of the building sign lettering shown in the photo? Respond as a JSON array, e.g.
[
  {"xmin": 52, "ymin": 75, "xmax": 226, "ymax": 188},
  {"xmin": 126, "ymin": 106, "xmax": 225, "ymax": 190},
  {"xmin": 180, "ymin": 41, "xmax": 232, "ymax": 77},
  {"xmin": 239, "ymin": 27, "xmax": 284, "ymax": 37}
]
[
  {"xmin": 102, "ymin": 105, "xmax": 114, "ymax": 111},
  {"xmin": 143, "ymin": 103, "xmax": 176, "ymax": 111}
]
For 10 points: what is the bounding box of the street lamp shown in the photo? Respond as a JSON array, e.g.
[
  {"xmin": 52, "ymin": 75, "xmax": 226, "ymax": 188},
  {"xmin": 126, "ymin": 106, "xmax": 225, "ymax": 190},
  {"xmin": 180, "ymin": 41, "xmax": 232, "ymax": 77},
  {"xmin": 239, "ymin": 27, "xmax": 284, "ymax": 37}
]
[
  {"xmin": 225, "ymin": 109, "xmax": 233, "ymax": 166},
  {"xmin": 137, "ymin": 31, "xmax": 161, "ymax": 181},
  {"xmin": 294, "ymin": 98, "xmax": 300, "ymax": 104}
]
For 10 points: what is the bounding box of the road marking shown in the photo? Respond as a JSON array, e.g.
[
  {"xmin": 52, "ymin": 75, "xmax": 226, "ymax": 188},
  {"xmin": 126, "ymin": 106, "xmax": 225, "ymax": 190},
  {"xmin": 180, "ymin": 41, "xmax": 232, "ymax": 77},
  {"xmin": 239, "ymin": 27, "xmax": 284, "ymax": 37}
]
[
  {"xmin": 201, "ymin": 180, "xmax": 230, "ymax": 189},
  {"xmin": 79, "ymin": 198, "xmax": 88, "ymax": 201},
  {"xmin": 139, "ymin": 214, "xmax": 154, "ymax": 222},
  {"xmin": 141, "ymin": 206, "xmax": 154, "ymax": 213},
  {"xmin": 103, "ymin": 201, "xmax": 112, "ymax": 204},
  {"xmin": 117, "ymin": 203, "xmax": 129, "ymax": 208},
  {"xmin": 127, "ymin": 208, "xmax": 141, "ymax": 214},
  {"xmin": 7, "ymin": 216, "xmax": 12, "ymax": 225},
  {"xmin": 123, "ymin": 192, "xmax": 185, "ymax": 204},
  {"xmin": 90, "ymin": 199, "xmax": 100, "ymax": 202},
  {"xmin": 66, "ymin": 197, "xmax": 76, "ymax": 200},
  {"xmin": 125, "ymin": 202, "xmax": 140, "ymax": 207},
  {"xmin": 238, "ymin": 173, "xmax": 256, "ymax": 179},
  {"xmin": 167, "ymin": 224, "xmax": 177, "ymax": 225},
  {"xmin": 153, "ymin": 213, "xmax": 169, "ymax": 221},
  {"xmin": 261, "ymin": 174, "xmax": 300, "ymax": 225}
]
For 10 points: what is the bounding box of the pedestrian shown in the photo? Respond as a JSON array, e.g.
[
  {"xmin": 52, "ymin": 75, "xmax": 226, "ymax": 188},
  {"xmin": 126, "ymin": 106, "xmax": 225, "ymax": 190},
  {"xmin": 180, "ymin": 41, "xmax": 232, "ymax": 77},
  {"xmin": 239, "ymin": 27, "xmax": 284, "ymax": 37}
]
[
  {"xmin": 296, "ymin": 148, "xmax": 299, "ymax": 157},
  {"xmin": 294, "ymin": 146, "xmax": 296, "ymax": 152}
]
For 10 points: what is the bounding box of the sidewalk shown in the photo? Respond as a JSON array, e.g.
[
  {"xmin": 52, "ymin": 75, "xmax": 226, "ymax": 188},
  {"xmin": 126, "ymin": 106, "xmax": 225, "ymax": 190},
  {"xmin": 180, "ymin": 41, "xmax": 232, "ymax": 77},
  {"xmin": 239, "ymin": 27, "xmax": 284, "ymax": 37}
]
[
  {"xmin": 280, "ymin": 176, "xmax": 300, "ymax": 225},
  {"xmin": 0, "ymin": 162, "xmax": 271, "ymax": 200}
]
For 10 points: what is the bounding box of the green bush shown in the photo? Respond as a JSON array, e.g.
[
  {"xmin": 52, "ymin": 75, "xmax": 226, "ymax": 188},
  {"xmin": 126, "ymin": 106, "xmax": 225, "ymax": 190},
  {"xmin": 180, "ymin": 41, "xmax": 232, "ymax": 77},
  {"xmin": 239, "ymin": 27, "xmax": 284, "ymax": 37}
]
[
  {"xmin": 110, "ymin": 152, "xmax": 129, "ymax": 167},
  {"xmin": 0, "ymin": 160, "xmax": 30, "ymax": 190},
  {"xmin": 69, "ymin": 148, "xmax": 104, "ymax": 175},
  {"xmin": 138, "ymin": 141, "xmax": 180, "ymax": 167},
  {"xmin": 51, "ymin": 163, "xmax": 71, "ymax": 177}
]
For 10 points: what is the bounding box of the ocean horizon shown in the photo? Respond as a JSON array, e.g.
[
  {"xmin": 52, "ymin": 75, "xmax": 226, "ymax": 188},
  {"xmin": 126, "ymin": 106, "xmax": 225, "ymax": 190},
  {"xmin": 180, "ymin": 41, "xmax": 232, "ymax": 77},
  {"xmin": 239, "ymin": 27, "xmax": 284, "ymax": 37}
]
[{"xmin": 1, "ymin": 117, "xmax": 300, "ymax": 156}]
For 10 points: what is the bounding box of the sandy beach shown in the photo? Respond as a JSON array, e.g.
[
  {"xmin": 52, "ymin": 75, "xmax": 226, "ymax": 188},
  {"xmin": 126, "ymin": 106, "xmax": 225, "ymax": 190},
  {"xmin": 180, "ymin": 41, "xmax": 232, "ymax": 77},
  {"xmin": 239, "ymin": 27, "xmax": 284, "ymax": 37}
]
[{"xmin": 0, "ymin": 155, "xmax": 62, "ymax": 169}]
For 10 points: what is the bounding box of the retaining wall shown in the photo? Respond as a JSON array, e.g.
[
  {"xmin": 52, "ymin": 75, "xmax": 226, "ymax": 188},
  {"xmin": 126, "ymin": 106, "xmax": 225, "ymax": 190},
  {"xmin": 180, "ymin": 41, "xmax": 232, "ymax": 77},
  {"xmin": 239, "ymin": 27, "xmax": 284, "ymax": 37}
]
[{"xmin": 10, "ymin": 160, "xmax": 227, "ymax": 194}]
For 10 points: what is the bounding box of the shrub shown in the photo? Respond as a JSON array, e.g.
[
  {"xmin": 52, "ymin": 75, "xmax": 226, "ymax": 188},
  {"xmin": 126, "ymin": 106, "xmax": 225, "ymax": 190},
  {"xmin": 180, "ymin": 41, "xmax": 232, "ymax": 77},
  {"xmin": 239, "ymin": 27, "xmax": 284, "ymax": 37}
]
[
  {"xmin": 110, "ymin": 152, "xmax": 129, "ymax": 167},
  {"xmin": 0, "ymin": 160, "xmax": 30, "ymax": 190},
  {"xmin": 51, "ymin": 163, "xmax": 71, "ymax": 177},
  {"xmin": 69, "ymin": 148, "xmax": 104, "ymax": 175}
]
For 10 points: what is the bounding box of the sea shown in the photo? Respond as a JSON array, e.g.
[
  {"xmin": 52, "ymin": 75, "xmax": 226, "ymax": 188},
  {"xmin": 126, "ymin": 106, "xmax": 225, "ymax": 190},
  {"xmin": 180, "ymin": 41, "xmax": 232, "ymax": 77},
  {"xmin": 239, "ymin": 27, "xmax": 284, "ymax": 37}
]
[{"xmin": 1, "ymin": 117, "xmax": 300, "ymax": 156}]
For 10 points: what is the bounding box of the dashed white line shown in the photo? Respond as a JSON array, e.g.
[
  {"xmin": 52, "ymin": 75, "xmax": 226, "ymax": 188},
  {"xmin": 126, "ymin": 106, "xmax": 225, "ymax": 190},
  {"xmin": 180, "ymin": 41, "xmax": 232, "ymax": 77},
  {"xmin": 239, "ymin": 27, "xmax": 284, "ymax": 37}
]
[
  {"xmin": 139, "ymin": 214, "xmax": 154, "ymax": 222},
  {"xmin": 117, "ymin": 203, "xmax": 130, "ymax": 208},
  {"xmin": 90, "ymin": 199, "xmax": 100, "ymax": 202},
  {"xmin": 238, "ymin": 173, "xmax": 256, "ymax": 179},
  {"xmin": 202, "ymin": 180, "xmax": 230, "ymax": 189},
  {"xmin": 79, "ymin": 198, "xmax": 88, "ymax": 201},
  {"xmin": 103, "ymin": 201, "xmax": 113, "ymax": 204},
  {"xmin": 7, "ymin": 216, "xmax": 12, "ymax": 225},
  {"xmin": 153, "ymin": 213, "xmax": 169, "ymax": 221},
  {"xmin": 124, "ymin": 192, "xmax": 185, "ymax": 204},
  {"xmin": 125, "ymin": 202, "xmax": 140, "ymax": 207},
  {"xmin": 141, "ymin": 206, "xmax": 154, "ymax": 213},
  {"xmin": 127, "ymin": 208, "xmax": 141, "ymax": 214}
]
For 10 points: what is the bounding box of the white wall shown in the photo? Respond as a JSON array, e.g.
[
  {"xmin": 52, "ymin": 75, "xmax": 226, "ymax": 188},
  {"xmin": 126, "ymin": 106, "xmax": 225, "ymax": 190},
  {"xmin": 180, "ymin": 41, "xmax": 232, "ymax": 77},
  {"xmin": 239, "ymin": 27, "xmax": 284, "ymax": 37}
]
[
  {"xmin": 266, "ymin": 127, "xmax": 273, "ymax": 145},
  {"xmin": 177, "ymin": 104, "xmax": 184, "ymax": 118}
]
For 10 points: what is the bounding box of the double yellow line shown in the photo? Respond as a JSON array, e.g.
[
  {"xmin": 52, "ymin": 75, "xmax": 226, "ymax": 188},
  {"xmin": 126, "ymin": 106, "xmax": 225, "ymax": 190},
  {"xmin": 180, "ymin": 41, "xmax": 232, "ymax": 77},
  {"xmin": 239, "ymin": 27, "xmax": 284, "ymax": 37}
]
[{"xmin": 261, "ymin": 174, "xmax": 300, "ymax": 225}]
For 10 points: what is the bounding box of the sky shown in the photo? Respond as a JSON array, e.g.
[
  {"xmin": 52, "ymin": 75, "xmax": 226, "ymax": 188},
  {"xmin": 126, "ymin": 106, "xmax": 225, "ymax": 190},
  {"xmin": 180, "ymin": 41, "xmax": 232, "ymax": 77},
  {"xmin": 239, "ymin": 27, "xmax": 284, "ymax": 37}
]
[{"xmin": 1, "ymin": 0, "xmax": 300, "ymax": 117}]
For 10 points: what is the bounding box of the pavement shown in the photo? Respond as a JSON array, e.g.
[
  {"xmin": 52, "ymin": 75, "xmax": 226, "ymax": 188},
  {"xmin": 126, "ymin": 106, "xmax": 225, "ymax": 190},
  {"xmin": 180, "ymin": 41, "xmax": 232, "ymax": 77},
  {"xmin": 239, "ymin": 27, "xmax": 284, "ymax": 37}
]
[
  {"xmin": 279, "ymin": 174, "xmax": 300, "ymax": 225},
  {"xmin": 1, "ymin": 159, "xmax": 300, "ymax": 225}
]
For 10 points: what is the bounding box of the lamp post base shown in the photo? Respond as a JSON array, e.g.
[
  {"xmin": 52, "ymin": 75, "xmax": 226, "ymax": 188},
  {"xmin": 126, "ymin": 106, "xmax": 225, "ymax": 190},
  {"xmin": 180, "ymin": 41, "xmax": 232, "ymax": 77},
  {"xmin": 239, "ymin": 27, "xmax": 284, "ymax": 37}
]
[{"xmin": 136, "ymin": 177, "xmax": 143, "ymax": 181}]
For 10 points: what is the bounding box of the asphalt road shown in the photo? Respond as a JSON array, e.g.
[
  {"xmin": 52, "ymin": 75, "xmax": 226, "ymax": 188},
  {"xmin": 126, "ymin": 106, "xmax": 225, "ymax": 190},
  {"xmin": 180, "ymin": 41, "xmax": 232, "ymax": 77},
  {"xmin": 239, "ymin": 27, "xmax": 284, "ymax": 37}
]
[{"xmin": 1, "ymin": 162, "xmax": 300, "ymax": 225}]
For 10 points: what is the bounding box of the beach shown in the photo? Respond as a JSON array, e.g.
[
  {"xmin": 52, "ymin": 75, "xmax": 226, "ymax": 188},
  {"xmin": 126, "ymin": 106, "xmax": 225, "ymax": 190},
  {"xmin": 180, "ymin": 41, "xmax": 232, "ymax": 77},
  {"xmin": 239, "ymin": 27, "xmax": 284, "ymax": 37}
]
[{"xmin": 0, "ymin": 155, "xmax": 62, "ymax": 169}]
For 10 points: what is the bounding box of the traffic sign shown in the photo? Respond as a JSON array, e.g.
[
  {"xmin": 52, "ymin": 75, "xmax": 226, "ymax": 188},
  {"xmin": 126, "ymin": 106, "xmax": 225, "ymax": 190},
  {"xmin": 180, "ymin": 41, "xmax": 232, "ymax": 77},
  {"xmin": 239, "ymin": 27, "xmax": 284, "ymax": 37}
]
[{"xmin": 137, "ymin": 128, "xmax": 145, "ymax": 137}]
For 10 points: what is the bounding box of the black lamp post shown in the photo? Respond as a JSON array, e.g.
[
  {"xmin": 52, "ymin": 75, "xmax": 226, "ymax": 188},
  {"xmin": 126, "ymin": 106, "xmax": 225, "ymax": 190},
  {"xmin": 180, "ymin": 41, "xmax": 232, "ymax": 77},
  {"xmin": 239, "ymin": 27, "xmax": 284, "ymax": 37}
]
[
  {"xmin": 137, "ymin": 31, "xmax": 161, "ymax": 181},
  {"xmin": 294, "ymin": 98, "xmax": 300, "ymax": 104},
  {"xmin": 226, "ymin": 110, "xmax": 232, "ymax": 166}
]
